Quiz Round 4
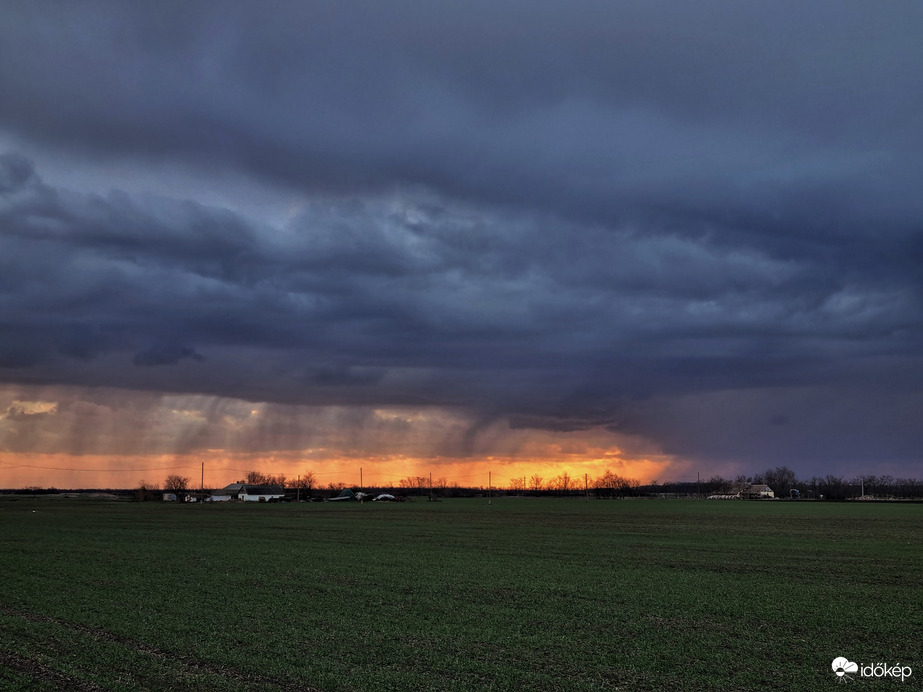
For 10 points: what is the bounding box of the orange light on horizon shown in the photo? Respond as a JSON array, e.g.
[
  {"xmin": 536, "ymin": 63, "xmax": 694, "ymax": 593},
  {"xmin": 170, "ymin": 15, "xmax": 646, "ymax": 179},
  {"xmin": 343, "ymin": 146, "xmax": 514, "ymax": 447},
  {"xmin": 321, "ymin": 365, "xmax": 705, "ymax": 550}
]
[
  {"xmin": 0, "ymin": 449, "xmax": 682, "ymax": 491},
  {"xmin": 1, "ymin": 386, "xmax": 692, "ymax": 491}
]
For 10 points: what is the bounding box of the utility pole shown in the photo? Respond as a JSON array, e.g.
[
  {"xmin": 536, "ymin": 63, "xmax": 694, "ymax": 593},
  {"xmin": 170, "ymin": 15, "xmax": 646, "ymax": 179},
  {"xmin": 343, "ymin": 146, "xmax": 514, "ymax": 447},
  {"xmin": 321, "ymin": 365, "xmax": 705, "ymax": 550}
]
[
  {"xmin": 585, "ymin": 473, "xmax": 589, "ymax": 501},
  {"xmin": 297, "ymin": 474, "xmax": 300, "ymax": 503},
  {"xmin": 360, "ymin": 467, "xmax": 363, "ymax": 490},
  {"xmin": 201, "ymin": 462, "xmax": 204, "ymax": 502},
  {"xmin": 429, "ymin": 472, "xmax": 433, "ymax": 502},
  {"xmin": 488, "ymin": 471, "xmax": 492, "ymax": 505}
]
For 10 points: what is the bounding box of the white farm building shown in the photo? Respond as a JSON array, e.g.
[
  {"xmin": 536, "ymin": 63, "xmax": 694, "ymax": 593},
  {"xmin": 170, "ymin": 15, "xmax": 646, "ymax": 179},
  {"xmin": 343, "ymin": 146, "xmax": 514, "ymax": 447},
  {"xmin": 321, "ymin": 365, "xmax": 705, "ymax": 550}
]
[
  {"xmin": 708, "ymin": 483, "xmax": 775, "ymax": 500},
  {"xmin": 208, "ymin": 483, "xmax": 286, "ymax": 502}
]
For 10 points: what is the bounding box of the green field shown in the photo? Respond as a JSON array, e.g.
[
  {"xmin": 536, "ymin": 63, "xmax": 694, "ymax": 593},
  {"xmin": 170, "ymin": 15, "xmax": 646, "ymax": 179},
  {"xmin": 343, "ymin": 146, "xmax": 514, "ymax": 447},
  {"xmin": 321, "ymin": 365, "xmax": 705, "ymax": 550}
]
[{"xmin": 1, "ymin": 497, "xmax": 920, "ymax": 691}]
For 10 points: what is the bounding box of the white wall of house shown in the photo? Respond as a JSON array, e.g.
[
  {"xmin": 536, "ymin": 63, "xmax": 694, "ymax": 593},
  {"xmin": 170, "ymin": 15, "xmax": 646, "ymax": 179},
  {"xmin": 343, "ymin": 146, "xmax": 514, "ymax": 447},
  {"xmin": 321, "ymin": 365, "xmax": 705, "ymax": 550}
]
[{"xmin": 239, "ymin": 492, "xmax": 284, "ymax": 502}]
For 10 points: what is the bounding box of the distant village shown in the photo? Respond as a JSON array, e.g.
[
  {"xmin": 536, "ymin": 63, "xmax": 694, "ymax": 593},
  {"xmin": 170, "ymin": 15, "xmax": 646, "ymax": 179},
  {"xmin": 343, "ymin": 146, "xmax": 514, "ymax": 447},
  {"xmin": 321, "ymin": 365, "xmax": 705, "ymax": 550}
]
[{"xmin": 8, "ymin": 467, "xmax": 922, "ymax": 502}]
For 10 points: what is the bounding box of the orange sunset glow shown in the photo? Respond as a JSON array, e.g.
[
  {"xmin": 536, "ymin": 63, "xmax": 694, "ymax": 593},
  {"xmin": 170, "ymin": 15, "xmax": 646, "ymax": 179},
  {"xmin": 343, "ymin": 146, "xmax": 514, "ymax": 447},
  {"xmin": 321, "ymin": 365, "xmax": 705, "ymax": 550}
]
[
  {"xmin": 0, "ymin": 386, "xmax": 684, "ymax": 490},
  {"xmin": 0, "ymin": 441, "xmax": 679, "ymax": 492}
]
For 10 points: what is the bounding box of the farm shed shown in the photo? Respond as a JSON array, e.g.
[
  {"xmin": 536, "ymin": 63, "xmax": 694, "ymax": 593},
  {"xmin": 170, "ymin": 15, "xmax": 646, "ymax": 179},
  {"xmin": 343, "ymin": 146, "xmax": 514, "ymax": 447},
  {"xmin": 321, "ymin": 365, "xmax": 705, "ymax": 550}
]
[
  {"xmin": 207, "ymin": 483, "xmax": 242, "ymax": 501},
  {"xmin": 208, "ymin": 483, "xmax": 286, "ymax": 502},
  {"xmin": 239, "ymin": 484, "xmax": 285, "ymax": 502},
  {"xmin": 708, "ymin": 483, "xmax": 775, "ymax": 499}
]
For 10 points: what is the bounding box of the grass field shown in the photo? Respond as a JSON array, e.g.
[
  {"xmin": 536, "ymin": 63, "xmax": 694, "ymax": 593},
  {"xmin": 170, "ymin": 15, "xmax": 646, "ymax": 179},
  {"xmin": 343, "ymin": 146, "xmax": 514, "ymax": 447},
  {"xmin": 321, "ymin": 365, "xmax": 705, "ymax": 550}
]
[{"xmin": 1, "ymin": 497, "xmax": 920, "ymax": 691}]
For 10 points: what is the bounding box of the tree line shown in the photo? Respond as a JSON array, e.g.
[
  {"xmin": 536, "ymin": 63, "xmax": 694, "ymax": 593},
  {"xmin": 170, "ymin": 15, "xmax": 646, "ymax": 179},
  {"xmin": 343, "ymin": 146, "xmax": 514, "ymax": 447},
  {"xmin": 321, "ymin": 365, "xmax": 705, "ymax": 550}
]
[
  {"xmin": 645, "ymin": 467, "xmax": 923, "ymax": 500},
  {"xmin": 147, "ymin": 465, "xmax": 923, "ymax": 501}
]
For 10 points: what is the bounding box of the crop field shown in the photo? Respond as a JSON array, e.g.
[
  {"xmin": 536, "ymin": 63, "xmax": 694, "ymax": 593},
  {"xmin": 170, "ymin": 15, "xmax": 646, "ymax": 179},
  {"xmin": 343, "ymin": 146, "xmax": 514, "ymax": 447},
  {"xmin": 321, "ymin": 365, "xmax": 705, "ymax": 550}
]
[{"xmin": 0, "ymin": 497, "xmax": 920, "ymax": 691}]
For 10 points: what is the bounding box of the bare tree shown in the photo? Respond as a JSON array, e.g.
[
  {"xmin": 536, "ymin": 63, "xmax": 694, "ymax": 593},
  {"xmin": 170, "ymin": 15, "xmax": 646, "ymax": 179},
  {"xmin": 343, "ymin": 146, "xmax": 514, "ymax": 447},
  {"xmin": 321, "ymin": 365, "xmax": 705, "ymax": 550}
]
[
  {"xmin": 733, "ymin": 475, "xmax": 753, "ymax": 498},
  {"xmin": 164, "ymin": 474, "xmax": 190, "ymax": 492},
  {"xmin": 595, "ymin": 470, "xmax": 638, "ymax": 498},
  {"xmin": 774, "ymin": 466, "xmax": 796, "ymax": 496},
  {"xmin": 246, "ymin": 471, "xmax": 271, "ymax": 485},
  {"xmin": 292, "ymin": 471, "xmax": 317, "ymax": 490},
  {"xmin": 508, "ymin": 476, "xmax": 527, "ymax": 492},
  {"xmin": 595, "ymin": 470, "xmax": 621, "ymax": 498},
  {"xmin": 136, "ymin": 479, "xmax": 156, "ymax": 502},
  {"xmin": 398, "ymin": 476, "xmax": 428, "ymax": 494},
  {"xmin": 290, "ymin": 471, "xmax": 317, "ymax": 500},
  {"xmin": 546, "ymin": 473, "xmax": 573, "ymax": 495},
  {"xmin": 243, "ymin": 471, "xmax": 286, "ymax": 486},
  {"xmin": 529, "ymin": 474, "xmax": 544, "ymax": 492}
]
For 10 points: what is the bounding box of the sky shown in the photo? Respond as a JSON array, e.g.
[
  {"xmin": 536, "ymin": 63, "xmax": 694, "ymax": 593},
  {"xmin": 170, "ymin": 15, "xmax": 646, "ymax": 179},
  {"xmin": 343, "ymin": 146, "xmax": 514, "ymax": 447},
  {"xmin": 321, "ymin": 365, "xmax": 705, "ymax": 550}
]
[{"xmin": 2, "ymin": 1, "xmax": 923, "ymax": 489}]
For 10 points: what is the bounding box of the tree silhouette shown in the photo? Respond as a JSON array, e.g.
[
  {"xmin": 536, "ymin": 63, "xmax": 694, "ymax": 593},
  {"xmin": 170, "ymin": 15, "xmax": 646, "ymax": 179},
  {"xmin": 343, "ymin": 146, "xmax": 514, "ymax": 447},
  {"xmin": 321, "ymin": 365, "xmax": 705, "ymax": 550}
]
[{"xmin": 164, "ymin": 474, "xmax": 190, "ymax": 492}]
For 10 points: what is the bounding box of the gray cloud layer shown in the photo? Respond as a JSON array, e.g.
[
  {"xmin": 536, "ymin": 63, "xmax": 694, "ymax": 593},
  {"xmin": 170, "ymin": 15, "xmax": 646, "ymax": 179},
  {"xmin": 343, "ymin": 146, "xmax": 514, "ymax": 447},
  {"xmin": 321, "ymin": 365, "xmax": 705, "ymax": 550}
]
[{"xmin": 2, "ymin": 1, "xmax": 922, "ymax": 475}]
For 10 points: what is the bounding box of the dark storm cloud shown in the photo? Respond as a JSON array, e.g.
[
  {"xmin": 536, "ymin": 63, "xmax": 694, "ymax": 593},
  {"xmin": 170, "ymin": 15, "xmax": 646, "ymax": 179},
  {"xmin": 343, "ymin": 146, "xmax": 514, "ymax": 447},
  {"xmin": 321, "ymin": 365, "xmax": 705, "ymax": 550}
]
[
  {"xmin": 2, "ymin": 1, "xmax": 923, "ymax": 475},
  {"xmin": 2, "ymin": 2, "xmax": 922, "ymax": 224},
  {"xmin": 133, "ymin": 345, "xmax": 205, "ymax": 367}
]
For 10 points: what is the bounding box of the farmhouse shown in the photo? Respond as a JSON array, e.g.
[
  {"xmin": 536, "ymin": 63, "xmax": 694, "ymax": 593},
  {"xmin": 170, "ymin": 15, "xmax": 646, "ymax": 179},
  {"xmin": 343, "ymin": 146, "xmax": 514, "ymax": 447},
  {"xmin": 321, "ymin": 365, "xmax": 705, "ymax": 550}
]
[
  {"xmin": 708, "ymin": 483, "xmax": 775, "ymax": 500},
  {"xmin": 208, "ymin": 483, "xmax": 286, "ymax": 502}
]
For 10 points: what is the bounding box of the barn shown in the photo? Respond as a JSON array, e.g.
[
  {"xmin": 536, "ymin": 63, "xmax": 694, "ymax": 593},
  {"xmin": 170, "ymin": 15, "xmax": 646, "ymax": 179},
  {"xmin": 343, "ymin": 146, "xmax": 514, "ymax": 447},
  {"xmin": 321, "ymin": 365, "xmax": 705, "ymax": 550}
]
[
  {"xmin": 208, "ymin": 483, "xmax": 286, "ymax": 502},
  {"xmin": 708, "ymin": 482, "xmax": 775, "ymax": 499},
  {"xmin": 239, "ymin": 484, "xmax": 285, "ymax": 502}
]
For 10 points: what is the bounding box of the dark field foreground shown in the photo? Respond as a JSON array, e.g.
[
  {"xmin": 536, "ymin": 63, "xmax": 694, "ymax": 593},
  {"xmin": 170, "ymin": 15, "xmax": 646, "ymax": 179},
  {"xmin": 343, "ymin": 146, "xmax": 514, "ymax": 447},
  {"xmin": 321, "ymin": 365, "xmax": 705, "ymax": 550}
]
[{"xmin": 1, "ymin": 498, "xmax": 920, "ymax": 691}]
